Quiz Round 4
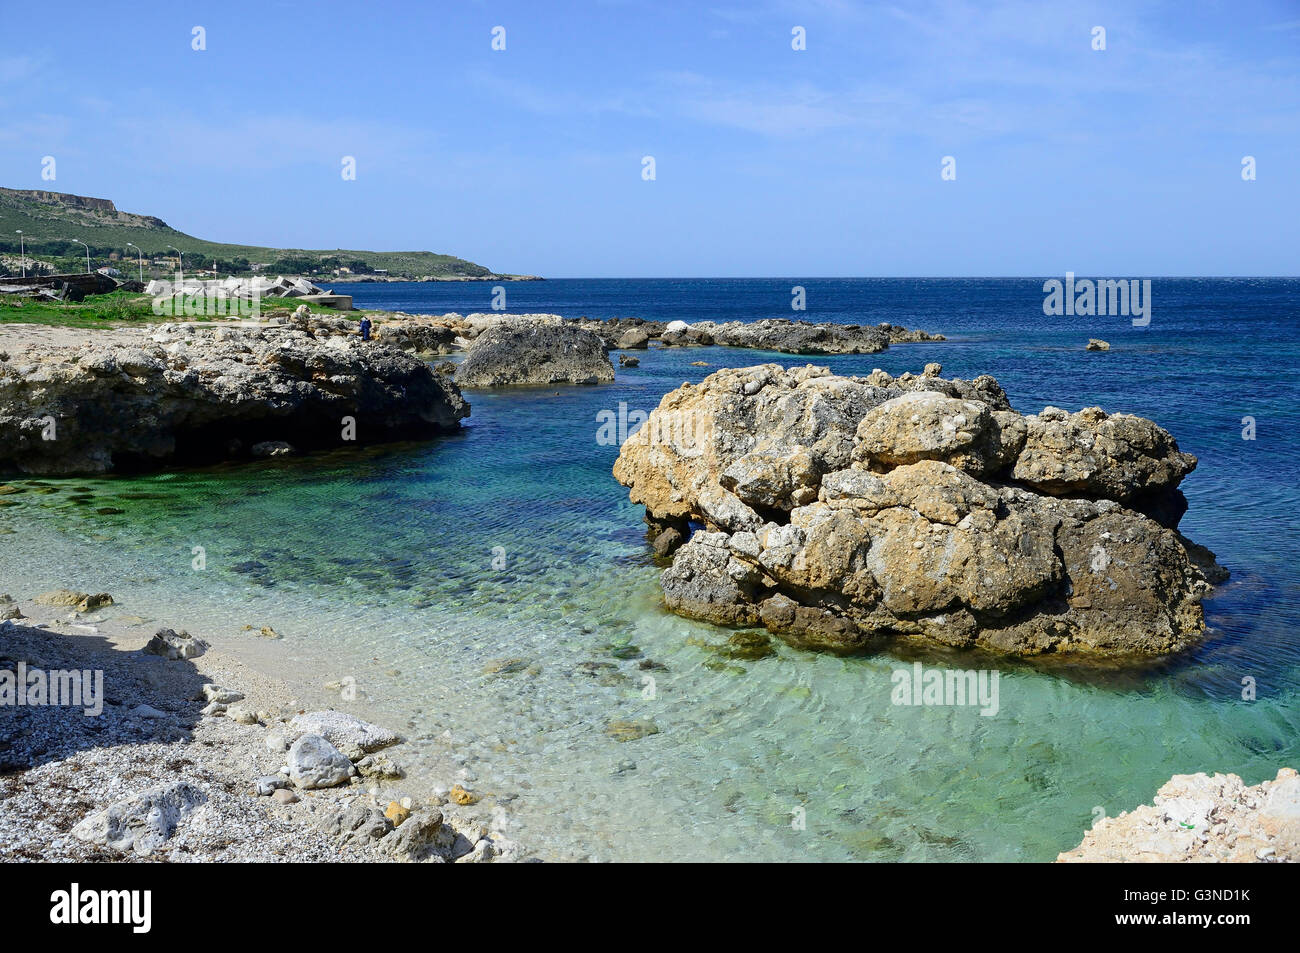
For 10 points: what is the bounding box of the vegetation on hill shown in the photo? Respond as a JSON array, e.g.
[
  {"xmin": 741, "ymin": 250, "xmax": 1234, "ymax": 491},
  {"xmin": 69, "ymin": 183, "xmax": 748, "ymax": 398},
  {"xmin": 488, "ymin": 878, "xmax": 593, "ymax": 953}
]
[
  {"xmin": 0, "ymin": 187, "xmax": 504, "ymax": 280},
  {"xmin": 0, "ymin": 290, "xmax": 380, "ymax": 329}
]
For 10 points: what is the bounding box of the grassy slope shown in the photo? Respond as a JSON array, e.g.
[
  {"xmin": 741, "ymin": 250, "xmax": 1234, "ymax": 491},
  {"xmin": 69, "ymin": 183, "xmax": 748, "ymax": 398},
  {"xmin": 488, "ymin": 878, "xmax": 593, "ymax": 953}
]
[
  {"xmin": 0, "ymin": 189, "xmax": 499, "ymax": 278},
  {"xmin": 0, "ymin": 291, "xmax": 379, "ymax": 328}
]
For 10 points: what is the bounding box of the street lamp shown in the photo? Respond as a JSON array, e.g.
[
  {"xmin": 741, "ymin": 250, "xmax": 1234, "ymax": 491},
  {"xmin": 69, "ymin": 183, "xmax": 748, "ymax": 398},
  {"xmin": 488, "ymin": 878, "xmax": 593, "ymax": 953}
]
[
  {"xmin": 166, "ymin": 244, "xmax": 184, "ymax": 278},
  {"xmin": 126, "ymin": 242, "xmax": 144, "ymax": 283},
  {"xmin": 15, "ymin": 230, "xmax": 23, "ymax": 278},
  {"xmin": 72, "ymin": 239, "xmax": 90, "ymax": 274}
]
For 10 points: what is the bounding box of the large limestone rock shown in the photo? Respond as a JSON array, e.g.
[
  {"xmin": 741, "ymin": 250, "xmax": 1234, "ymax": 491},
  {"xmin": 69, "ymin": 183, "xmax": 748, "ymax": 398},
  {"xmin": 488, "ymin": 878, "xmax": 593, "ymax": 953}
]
[
  {"xmin": 1059, "ymin": 768, "xmax": 1300, "ymax": 862},
  {"xmin": 853, "ymin": 391, "xmax": 1025, "ymax": 476},
  {"xmin": 614, "ymin": 364, "xmax": 1222, "ymax": 658},
  {"xmin": 1011, "ymin": 406, "xmax": 1196, "ymax": 501},
  {"xmin": 455, "ymin": 321, "xmax": 615, "ymax": 387},
  {"xmin": 0, "ymin": 325, "xmax": 469, "ymax": 474}
]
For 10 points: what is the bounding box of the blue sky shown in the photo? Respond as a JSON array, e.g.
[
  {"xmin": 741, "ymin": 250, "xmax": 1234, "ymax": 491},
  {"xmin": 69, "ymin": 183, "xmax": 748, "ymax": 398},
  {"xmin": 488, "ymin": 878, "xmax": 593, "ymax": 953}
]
[{"xmin": 1, "ymin": 0, "xmax": 1297, "ymax": 276}]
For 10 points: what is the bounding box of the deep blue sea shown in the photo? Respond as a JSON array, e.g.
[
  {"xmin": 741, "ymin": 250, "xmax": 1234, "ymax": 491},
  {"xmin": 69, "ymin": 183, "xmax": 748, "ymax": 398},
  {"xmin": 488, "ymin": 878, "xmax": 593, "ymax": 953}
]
[{"xmin": 2, "ymin": 277, "xmax": 1297, "ymax": 861}]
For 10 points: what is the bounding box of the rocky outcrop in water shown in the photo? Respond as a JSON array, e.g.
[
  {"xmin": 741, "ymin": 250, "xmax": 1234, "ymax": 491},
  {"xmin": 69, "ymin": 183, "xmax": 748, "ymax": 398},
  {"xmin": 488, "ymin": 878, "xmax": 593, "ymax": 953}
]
[
  {"xmin": 613, "ymin": 363, "xmax": 1223, "ymax": 658},
  {"xmin": 370, "ymin": 313, "xmax": 943, "ymax": 358},
  {"xmin": 1058, "ymin": 768, "xmax": 1300, "ymax": 862},
  {"xmin": 454, "ymin": 321, "xmax": 615, "ymax": 387},
  {"xmin": 572, "ymin": 317, "xmax": 944, "ymax": 354},
  {"xmin": 0, "ymin": 325, "xmax": 469, "ymax": 475}
]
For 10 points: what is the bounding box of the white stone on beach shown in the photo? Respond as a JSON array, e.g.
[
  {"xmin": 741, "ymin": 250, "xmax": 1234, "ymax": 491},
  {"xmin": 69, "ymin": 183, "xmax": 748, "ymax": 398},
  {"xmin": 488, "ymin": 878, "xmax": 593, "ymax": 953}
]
[
  {"xmin": 226, "ymin": 704, "xmax": 260, "ymax": 725},
  {"xmin": 71, "ymin": 781, "xmax": 207, "ymax": 856},
  {"xmin": 253, "ymin": 775, "xmax": 287, "ymax": 796},
  {"xmin": 201, "ymin": 684, "xmax": 244, "ymax": 704},
  {"xmin": 288, "ymin": 710, "xmax": 400, "ymax": 759},
  {"xmin": 288, "ymin": 734, "xmax": 356, "ymax": 790}
]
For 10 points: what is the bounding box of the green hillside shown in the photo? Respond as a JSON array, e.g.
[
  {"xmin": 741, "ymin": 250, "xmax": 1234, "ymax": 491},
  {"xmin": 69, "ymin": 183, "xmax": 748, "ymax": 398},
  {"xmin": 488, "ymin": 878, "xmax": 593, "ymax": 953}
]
[{"xmin": 0, "ymin": 187, "xmax": 507, "ymax": 279}]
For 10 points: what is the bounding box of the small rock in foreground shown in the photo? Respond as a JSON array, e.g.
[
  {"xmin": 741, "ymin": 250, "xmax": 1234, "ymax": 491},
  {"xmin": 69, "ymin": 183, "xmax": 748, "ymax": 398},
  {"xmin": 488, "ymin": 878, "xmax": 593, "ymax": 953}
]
[{"xmin": 1059, "ymin": 768, "xmax": 1300, "ymax": 862}]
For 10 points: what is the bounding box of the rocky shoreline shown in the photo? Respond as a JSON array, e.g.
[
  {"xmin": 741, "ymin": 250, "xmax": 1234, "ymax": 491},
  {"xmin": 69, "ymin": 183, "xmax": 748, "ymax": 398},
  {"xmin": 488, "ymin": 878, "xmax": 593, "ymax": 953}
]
[
  {"xmin": 372, "ymin": 311, "xmax": 945, "ymax": 358},
  {"xmin": 0, "ymin": 319, "xmax": 468, "ymax": 475},
  {"xmin": 0, "ymin": 309, "xmax": 942, "ymax": 473},
  {"xmin": 1059, "ymin": 769, "xmax": 1300, "ymax": 862},
  {"xmin": 0, "ymin": 591, "xmax": 524, "ymax": 863},
  {"xmin": 2, "ymin": 315, "xmax": 1290, "ymax": 864}
]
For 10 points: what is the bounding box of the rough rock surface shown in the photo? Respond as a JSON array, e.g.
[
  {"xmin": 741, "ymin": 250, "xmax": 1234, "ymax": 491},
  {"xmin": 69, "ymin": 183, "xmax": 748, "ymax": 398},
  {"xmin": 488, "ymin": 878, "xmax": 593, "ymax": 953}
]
[
  {"xmin": 614, "ymin": 363, "xmax": 1223, "ymax": 658},
  {"xmin": 288, "ymin": 710, "xmax": 400, "ymax": 760},
  {"xmin": 374, "ymin": 321, "xmax": 459, "ymax": 355},
  {"xmin": 1059, "ymin": 768, "xmax": 1300, "ymax": 862},
  {"xmin": 142, "ymin": 627, "xmax": 208, "ymax": 660},
  {"xmin": 454, "ymin": 321, "xmax": 615, "ymax": 387},
  {"xmin": 287, "ymin": 734, "xmax": 356, "ymax": 790},
  {"xmin": 0, "ymin": 324, "xmax": 469, "ymax": 474},
  {"xmin": 71, "ymin": 781, "xmax": 207, "ymax": 856},
  {"xmin": 366, "ymin": 313, "xmax": 943, "ymax": 358},
  {"xmin": 574, "ymin": 317, "xmax": 943, "ymax": 354}
]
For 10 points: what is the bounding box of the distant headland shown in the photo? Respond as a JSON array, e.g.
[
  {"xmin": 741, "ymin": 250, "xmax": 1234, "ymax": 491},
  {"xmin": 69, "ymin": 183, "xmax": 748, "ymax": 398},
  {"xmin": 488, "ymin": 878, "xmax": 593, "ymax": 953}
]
[{"xmin": 0, "ymin": 187, "xmax": 539, "ymax": 282}]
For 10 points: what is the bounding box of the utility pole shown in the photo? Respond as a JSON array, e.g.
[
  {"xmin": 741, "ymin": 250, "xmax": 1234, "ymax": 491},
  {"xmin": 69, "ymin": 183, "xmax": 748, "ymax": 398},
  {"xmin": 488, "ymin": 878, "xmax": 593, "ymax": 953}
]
[
  {"xmin": 15, "ymin": 230, "xmax": 24, "ymax": 278},
  {"xmin": 126, "ymin": 242, "xmax": 144, "ymax": 282},
  {"xmin": 72, "ymin": 238, "xmax": 90, "ymax": 274}
]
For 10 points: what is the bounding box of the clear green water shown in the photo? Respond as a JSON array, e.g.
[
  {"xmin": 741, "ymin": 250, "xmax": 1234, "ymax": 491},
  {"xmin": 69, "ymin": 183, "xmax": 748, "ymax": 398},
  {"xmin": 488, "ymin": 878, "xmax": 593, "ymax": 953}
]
[{"xmin": 2, "ymin": 278, "xmax": 1297, "ymax": 861}]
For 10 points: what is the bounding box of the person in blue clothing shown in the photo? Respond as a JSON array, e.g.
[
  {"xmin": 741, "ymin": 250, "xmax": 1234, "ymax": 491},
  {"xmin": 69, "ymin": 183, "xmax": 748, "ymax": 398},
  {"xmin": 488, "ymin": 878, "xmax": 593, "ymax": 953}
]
[{"xmin": 359, "ymin": 316, "xmax": 372, "ymax": 341}]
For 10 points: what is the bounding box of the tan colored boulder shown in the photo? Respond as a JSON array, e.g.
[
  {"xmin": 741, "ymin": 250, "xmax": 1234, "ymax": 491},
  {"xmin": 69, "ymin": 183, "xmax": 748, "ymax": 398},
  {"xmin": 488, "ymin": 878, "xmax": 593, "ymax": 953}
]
[
  {"xmin": 1012, "ymin": 406, "xmax": 1196, "ymax": 500},
  {"xmin": 617, "ymin": 364, "xmax": 1222, "ymax": 659}
]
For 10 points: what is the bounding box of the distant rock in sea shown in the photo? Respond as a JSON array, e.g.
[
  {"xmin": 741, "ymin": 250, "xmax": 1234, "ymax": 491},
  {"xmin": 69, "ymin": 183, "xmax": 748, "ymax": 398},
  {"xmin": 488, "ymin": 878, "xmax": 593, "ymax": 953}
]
[
  {"xmin": 573, "ymin": 317, "xmax": 945, "ymax": 355},
  {"xmin": 370, "ymin": 313, "xmax": 944, "ymax": 358},
  {"xmin": 455, "ymin": 321, "xmax": 615, "ymax": 387}
]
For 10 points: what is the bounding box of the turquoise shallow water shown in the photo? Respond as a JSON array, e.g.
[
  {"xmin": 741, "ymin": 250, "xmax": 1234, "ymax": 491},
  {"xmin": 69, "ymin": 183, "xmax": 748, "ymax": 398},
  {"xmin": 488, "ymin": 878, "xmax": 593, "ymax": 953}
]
[{"xmin": 2, "ymin": 278, "xmax": 1298, "ymax": 861}]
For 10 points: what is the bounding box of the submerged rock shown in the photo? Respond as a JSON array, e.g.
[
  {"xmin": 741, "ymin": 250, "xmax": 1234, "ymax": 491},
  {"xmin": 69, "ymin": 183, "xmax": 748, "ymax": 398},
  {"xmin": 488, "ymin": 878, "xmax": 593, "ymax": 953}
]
[
  {"xmin": 0, "ymin": 325, "xmax": 469, "ymax": 475},
  {"xmin": 455, "ymin": 321, "xmax": 615, "ymax": 387},
  {"xmin": 614, "ymin": 363, "xmax": 1223, "ymax": 659}
]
